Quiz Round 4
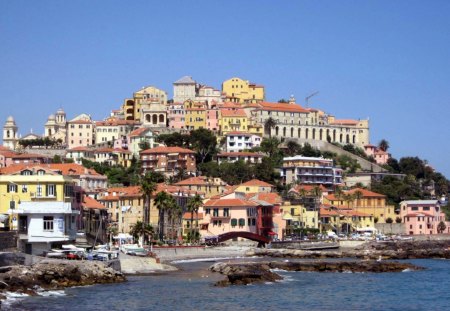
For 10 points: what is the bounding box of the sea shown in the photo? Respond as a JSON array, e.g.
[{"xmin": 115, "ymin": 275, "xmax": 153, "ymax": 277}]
[{"xmin": 3, "ymin": 258, "xmax": 450, "ymax": 311}]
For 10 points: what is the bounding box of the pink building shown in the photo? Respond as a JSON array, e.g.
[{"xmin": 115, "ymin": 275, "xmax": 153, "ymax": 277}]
[
  {"xmin": 206, "ymin": 103, "xmax": 219, "ymax": 132},
  {"xmin": 400, "ymin": 200, "xmax": 448, "ymax": 235},
  {"xmin": 167, "ymin": 103, "xmax": 185, "ymax": 129},
  {"xmin": 364, "ymin": 144, "xmax": 390, "ymax": 165}
]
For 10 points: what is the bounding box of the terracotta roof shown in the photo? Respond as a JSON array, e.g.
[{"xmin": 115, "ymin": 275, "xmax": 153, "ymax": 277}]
[
  {"xmin": 220, "ymin": 109, "xmax": 247, "ymax": 117},
  {"xmin": 8, "ymin": 153, "xmax": 47, "ymax": 159},
  {"xmin": 140, "ymin": 146, "xmax": 195, "ymax": 154},
  {"xmin": 183, "ymin": 212, "xmax": 204, "ymax": 220},
  {"xmin": 221, "ymin": 102, "xmax": 243, "ymax": 109},
  {"xmin": 95, "ymin": 119, "xmax": 138, "ymax": 126},
  {"xmin": 259, "ymin": 102, "xmax": 309, "ymax": 113},
  {"xmin": 175, "ymin": 176, "xmax": 208, "ymax": 186},
  {"xmin": 254, "ymin": 193, "xmax": 282, "ymax": 205},
  {"xmin": 68, "ymin": 120, "xmax": 93, "ymax": 124},
  {"xmin": 217, "ymin": 152, "xmax": 263, "ymax": 157},
  {"xmin": 291, "ymin": 184, "xmax": 328, "ymax": 193},
  {"xmin": 346, "ymin": 188, "xmax": 385, "ymax": 198},
  {"xmin": 204, "ymin": 198, "xmax": 258, "ymax": 207},
  {"xmin": 82, "ymin": 196, "xmax": 106, "ymax": 209},
  {"xmin": 225, "ymin": 131, "xmax": 253, "ymax": 136},
  {"xmin": 239, "ymin": 179, "xmax": 273, "ymax": 187},
  {"xmin": 0, "ymin": 163, "xmax": 102, "ymax": 177},
  {"xmin": 320, "ymin": 208, "xmax": 340, "ymax": 217},
  {"xmin": 129, "ymin": 127, "xmax": 151, "ymax": 137}
]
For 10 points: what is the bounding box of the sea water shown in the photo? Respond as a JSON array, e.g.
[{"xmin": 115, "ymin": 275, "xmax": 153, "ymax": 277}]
[{"xmin": 6, "ymin": 259, "xmax": 450, "ymax": 311}]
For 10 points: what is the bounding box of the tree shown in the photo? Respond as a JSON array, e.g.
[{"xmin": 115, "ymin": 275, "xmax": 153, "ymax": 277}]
[
  {"xmin": 286, "ymin": 140, "xmax": 301, "ymax": 157},
  {"xmin": 437, "ymin": 221, "xmax": 446, "ymax": 234},
  {"xmin": 264, "ymin": 117, "xmax": 277, "ymax": 138},
  {"xmin": 52, "ymin": 154, "xmax": 63, "ymax": 163},
  {"xmin": 395, "ymin": 217, "xmax": 402, "ymax": 223},
  {"xmin": 154, "ymin": 191, "xmax": 171, "ymax": 241},
  {"xmin": 277, "ymin": 99, "xmax": 288, "ymax": 103},
  {"xmin": 140, "ymin": 174, "xmax": 157, "ymax": 226},
  {"xmin": 129, "ymin": 221, "xmax": 154, "ymax": 247},
  {"xmin": 186, "ymin": 194, "xmax": 203, "ymax": 243},
  {"xmin": 260, "ymin": 137, "xmax": 281, "ymax": 159},
  {"xmin": 138, "ymin": 141, "xmax": 151, "ymax": 151},
  {"xmin": 378, "ymin": 139, "xmax": 390, "ymax": 152},
  {"xmin": 385, "ymin": 217, "xmax": 393, "ymax": 224},
  {"xmin": 189, "ymin": 128, "xmax": 217, "ymax": 163}
]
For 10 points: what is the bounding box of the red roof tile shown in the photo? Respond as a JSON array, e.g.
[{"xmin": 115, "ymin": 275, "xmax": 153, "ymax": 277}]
[
  {"xmin": 140, "ymin": 146, "xmax": 195, "ymax": 154},
  {"xmin": 239, "ymin": 179, "xmax": 273, "ymax": 187},
  {"xmin": 204, "ymin": 198, "xmax": 258, "ymax": 207}
]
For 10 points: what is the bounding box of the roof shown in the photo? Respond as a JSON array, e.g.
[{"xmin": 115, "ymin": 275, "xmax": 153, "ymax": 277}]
[
  {"xmin": 225, "ymin": 131, "xmax": 253, "ymax": 136},
  {"xmin": 174, "ymin": 176, "xmax": 208, "ymax": 186},
  {"xmin": 140, "ymin": 146, "xmax": 195, "ymax": 154},
  {"xmin": 204, "ymin": 198, "xmax": 258, "ymax": 207},
  {"xmin": 402, "ymin": 200, "xmax": 439, "ymax": 205},
  {"xmin": 183, "ymin": 212, "xmax": 204, "ymax": 220},
  {"xmin": 174, "ymin": 76, "xmax": 196, "ymax": 84},
  {"xmin": 220, "ymin": 109, "xmax": 247, "ymax": 117},
  {"xmin": 291, "ymin": 184, "xmax": 329, "ymax": 193},
  {"xmin": 253, "ymin": 193, "xmax": 282, "ymax": 205},
  {"xmin": 82, "ymin": 196, "xmax": 106, "ymax": 209},
  {"xmin": 346, "ymin": 188, "xmax": 386, "ymax": 198},
  {"xmin": 129, "ymin": 127, "xmax": 152, "ymax": 137},
  {"xmin": 239, "ymin": 179, "xmax": 273, "ymax": 187},
  {"xmin": 217, "ymin": 152, "xmax": 263, "ymax": 157},
  {"xmin": 0, "ymin": 163, "xmax": 103, "ymax": 177},
  {"xmin": 259, "ymin": 102, "xmax": 309, "ymax": 113}
]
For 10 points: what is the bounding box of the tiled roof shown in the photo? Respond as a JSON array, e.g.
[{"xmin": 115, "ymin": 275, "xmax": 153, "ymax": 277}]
[
  {"xmin": 254, "ymin": 193, "xmax": 282, "ymax": 205},
  {"xmin": 140, "ymin": 146, "xmax": 195, "ymax": 154},
  {"xmin": 220, "ymin": 109, "xmax": 247, "ymax": 117},
  {"xmin": 82, "ymin": 196, "xmax": 106, "ymax": 209},
  {"xmin": 183, "ymin": 212, "xmax": 204, "ymax": 220},
  {"xmin": 129, "ymin": 127, "xmax": 151, "ymax": 137},
  {"xmin": 174, "ymin": 76, "xmax": 196, "ymax": 84},
  {"xmin": 0, "ymin": 163, "xmax": 102, "ymax": 177},
  {"xmin": 291, "ymin": 184, "xmax": 328, "ymax": 193},
  {"xmin": 346, "ymin": 188, "xmax": 385, "ymax": 198},
  {"xmin": 217, "ymin": 152, "xmax": 263, "ymax": 157},
  {"xmin": 330, "ymin": 119, "xmax": 359, "ymax": 126},
  {"xmin": 239, "ymin": 179, "xmax": 273, "ymax": 187},
  {"xmin": 175, "ymin": 176, "xmax": 208, "ymax": 186},
  {"xmin": 225, "ymin": 131, "xmax": 253, "ymax": 136},
  {"xmin": 204, "ymin": 198, "xmax": 258, "ymax": 207},
  {"xmin": 259, "ymin": 102, "xmax": 309, "ymax": 113}
]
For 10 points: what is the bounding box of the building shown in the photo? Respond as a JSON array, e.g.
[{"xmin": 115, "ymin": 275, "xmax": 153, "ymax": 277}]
[
  {"xmin": 174, "ymin": 176, "xmax": 227, "ymax": 199},
  {"xmin": 44, "ymin": 108, "xmax": 67, "ymax": 144},
  {"xmin": 2, "ymin": 116, "xmax": 19, "ymax": 150},
  {"xmin": 225, "ymin": 132, "xmax": 262, "ymax": 152},
  {"xmin": 219, "ymin": 109, "xmax": 249, "ymax": 136},
  {"xmin": 400, "ymin": 200, "xmax": 448, "ymax": 235},
  {"xmin": 95, "ymin": 118, "xmax": 138, "ymax": 145},
  {"xmin": 216, "ymin": 152, "xmax": 263, "ymax": 164},
  {"xmin": 66, "ymin": 114, "xmax": 95, "ymax": 149},
  {"xmin": 122, "ymin": 85, "xmax": 168, "ymax": 121},
  {"xmin": 93, "ymin": 148, "xmax": 132, "ymax": 167},
  {"xmin": 167, "ymin": 103, "xmax": 186, "ymax": 129},
  {"xmin": 173, "ymin": 76, "xmax": 197, "ymax": 103},
  {"xmin": 364, "ymin": 144, "xmax": 390, "ymax": 165},
  {"xmin": 280, "ymin": 156, "xmax": 343, "ymax": 187},
  {"xmin": 140, "ymin": 146, "xmax": 196, "ymax": 177},
  {"xmin": 81, "ymin": 196, "xmax": 108, "ymax": 244},
  {"xmin": 344, "ymin": 172, "xmax": 406, "ymax": 188},
  {"xmin": 234, "ymin": 179, "xmax": 274, "ymax": 194},
  {"xmin": 184, "ymin": 100, "xmax": 207, "ymax": 130},
  {"xmin": 0, "ymin": 166, "xmax": 78, "ymax": 255},
  {"xmin": 319, "ymin": 206, "xmax": 374, "ymax": 234},
  {"xmin": 65, "ymin": 146, "xmax": 95, "ymax": 165},
  {"xmin": 196, "ymin": 85, "xmax": 223, "ymax": 105},
  {"xmin": 222, "ymin": 77, "xmax": 265, "ymax": 103},
  {"xmin": 127, "ymin": 127, "xmax": 157, "ymax": 157}
]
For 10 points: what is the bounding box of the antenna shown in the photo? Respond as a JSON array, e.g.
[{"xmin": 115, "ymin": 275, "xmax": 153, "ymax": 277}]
[{"xmin": 305, "ymin": 91, "xmax": 319, "ymax": 108}]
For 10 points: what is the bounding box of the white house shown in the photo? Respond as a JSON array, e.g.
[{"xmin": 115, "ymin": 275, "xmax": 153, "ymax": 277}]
[
  {"xmin": 225, "ymin": 131, "xmax": 262, "ymax": 152},
  {"xmin": 12, "ymin": 201, "xmax": 78, "ymax": 255}
]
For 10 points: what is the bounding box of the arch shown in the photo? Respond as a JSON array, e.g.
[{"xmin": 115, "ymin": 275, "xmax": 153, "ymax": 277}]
[
  {"xmin": 297, "ymin": 128, "xmax": 301, "ymax": 138},
  {"xmin": 319, "ymin": 129, "xmax": 323, "ymax": 140},
  {"xmin": 290, "ymin": 127, "xmax": 294, "ymax": 137},
  {"xmin": 159, "ymin": 114, "xmax": 164, "ymax": 123},
  {"xmin": 305, "ymin": 128, "xmax": 309, "ymax": 139},
  {"xmin": 346, "ymin": 134, "xmax": 350, "ymax": 144},
  {"xmin": 152, "ymin": 115, "xmax": 157, "ymax": 124},
  {"xmin": 146, "ymin": 114, "xmax": 151, "ymax": 122},
  {"xmin": 275, "ymin": 126, "xmax": 279, "ymax": 136},
  {"xmin": 283, "ymin": 127, "xmax": 286, "ymax": 137},
  {"xmin": 312, "ymin": 128, "xmax": 316, "ymax": 140},
  {"xmin": 352, "ymin": 135, "xmax": 356, "ymax": 144},
  {"xmin": 340, "ymin": 133, "xmax": 343, "ymax": 143},
  {"xmin": 213, "ymin": 231, "xmax": 270, "ymax": 247},
  {"xmin": 48, "ymin": 129, "xmax": 52, "ymax": 136},
  {"xmin": 6, "ymin": 130, "xmax": 10, "ymax": 138},
  {"xmin": 333, "ymin": 130, "xmax": 336, "ymax": 142}
]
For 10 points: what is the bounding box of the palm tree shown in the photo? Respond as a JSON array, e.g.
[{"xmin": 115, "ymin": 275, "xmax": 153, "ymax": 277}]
[
  {"xmin": 139, "ymin": 174, "xmax": 157, "ymax": 226},
  {"xmin": 286, "ymin": 140, "xmax": 301, "ymax": 156},
  {"xmin": 186, "ymin": 194, "xmax": 203, "ymax": 243},
  {"xmin": 166, "ymin": 198, "xmax": 182, "ymax": 241},
  {"xmin": 310, "ymin": 186, "xmax": 323, "ymax": 229},
  {"xmin": 353, "ymin": 190, "xmax": 364, "ymax": 213},
  {"xmin": 129, "ymin": 221, "xmax": 154, "ymax": 247},
  {"xmin": 154, "ymin": 191, "xmax": 170, "ymax": 241},
  {"xmin": 264, "ymin": 117, "xmax": 277, "ymax": 138},
  {"xmin": 378, "ymin": 139, "xmax": 390, "ymax": 152}
]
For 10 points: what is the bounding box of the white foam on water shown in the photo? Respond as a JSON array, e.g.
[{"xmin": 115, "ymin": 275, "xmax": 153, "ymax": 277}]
[
  {"xmin": 402, "ymin": 268, "xmax": 412, "ymax": 272},
  {"xmin": 37, "ymin": 290, "xmax": 66, "ymax": 297},
  {"xmin": 270, "ymin": 268, "xmax": 288, "ymax": 272}
]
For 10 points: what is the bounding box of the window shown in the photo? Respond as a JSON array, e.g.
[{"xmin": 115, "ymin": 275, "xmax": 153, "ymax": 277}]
[
  {"xmin": 223, "ymin": 208, "xmax": 230, "ymax": 217},
  {"xmin": 43, "ymin": 216, "xmax": 54, "ymax": 231},
  {"xmin": 36, "ymin": 185, "xmax": 43, "ymax": 197},
  {"xmin": 22, "ymin": 185, "xmax": 28, "ymax": 193},
  {"xmin": 411, "ymin": 207, "xmax": 418, "ymax": 211},
  {"xmin": 213, "ymin": 209, "xmax": 219, "ymax": 217},
  {"xmin": 37, "ymin": 170, "xmax": 45, "ymax": 176},
  {"xmin": 7, "ymin": 184, "xmax": 18, "ymax": 193},
  {"xmin": 231, "ymin": 218, "xmax": 237, "ymax": 227},
  {"xmin": 47, "ymin": 184, "xmax": 56, "ymax": 197},
  {"xmin": 238, "ymin": 218, "xmax": 245, "ymax": 227}
]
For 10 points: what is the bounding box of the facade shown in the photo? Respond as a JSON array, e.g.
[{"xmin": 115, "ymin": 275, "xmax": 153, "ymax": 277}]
[
  {"xmin": 140, "ymin": 146, "xmax": 196, "ymax": 177},
  {"xmin": 234, "ymin": 179, "xmax": 274, "ymax": 194},
  {"xmin": 122, "ymin": 85, "xmax": 168, "ymax": 121},
  {"xmin": 95, "ymin": 118, "xmax": 138, "ymax": 144},
  {"xmin": 320, "ymin": 206, "xmax": 374, "ymax": 234},
  {"xmin": 225, "ymin": 132, "xmax": 262, "ymax": 152},
  {"xmin": 216, "ymin": 152, "xmax": 263, "ymax": 164},
  {"xmin": 222, "ymin": 77, "xmax": 265, "ymax": 103},
  {"xmin": 0, "ymin": 166, "xmax": 78, "ymax": 254},
  {"xmin": 219, "ymin": 109, "xmax": 249, "ymax": 136},
  {"xmin": 174, "ymin": 176, "xmax": 227, "ymax": 199},
  {"xmin": 127, "ymin": 127, "xmax": 157, "ymax": 157},
  {"xmin": 280, "ymin": 156, "xmax": 343, "ymax": 187},
  {"xmin": 93, "ymin": 148, "xmax": 132, "ymax": 167},
  {"xmin": 44, "ymin": 108, "xmax": 67, "ymax": 144},
  {"xmin": 65, "ymin": 146, "xmax": 95, "ymax": 164},
  {"xmin": 173, "ymin": 76, "xmax": 197, "ymax": 103},
  {"xmin": 184, "ymin": 100, "xmax": 207, "ymax": 130},
  {"xmin": 81, "ymin": 196, "xmax": 108, "ymax": 244},
  {"xmin": 400, "ymin": 200, "xmax": 448, "ymax": 235},
  {"xmin": 196, "ymin": 85, "xmax": 223, "ymax": 105},
  {"xmin": 364, "ymin": 144, "xmax": 390, "ymax": 165},
  {"xmin": 66, "ymin": 114, "xmax": 95, "ymax": 149},
  {"xmin": 167, "ymin": 103, "xmax": 186, "ymax": 129}
]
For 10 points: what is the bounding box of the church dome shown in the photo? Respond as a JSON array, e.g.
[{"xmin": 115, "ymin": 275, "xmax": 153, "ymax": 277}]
[
  {"xmin": 56, "ymin": 108, "xmax": 65, "ymax": 115},
  {"xmin": 48, "ymin": 114, "xmax": 56, "ymax": 120}
]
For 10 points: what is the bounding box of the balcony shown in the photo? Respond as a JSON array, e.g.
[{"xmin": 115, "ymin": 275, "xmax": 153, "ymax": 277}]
[{"xmin": 211, "ymin": 214, "xmax": 231, "ymax": 220}]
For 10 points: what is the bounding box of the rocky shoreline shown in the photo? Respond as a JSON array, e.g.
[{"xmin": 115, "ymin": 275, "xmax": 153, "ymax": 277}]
[
  {"xmin": 0, "ymin": 258, "xmax": 125, "ymax": 303},
  {"xmin": 210, "ymin": 260, "xmax": 423, "ymax": 286},
  {"xmin": 247, "ymin": 239, "xmax": 450, "ymax": 260}
]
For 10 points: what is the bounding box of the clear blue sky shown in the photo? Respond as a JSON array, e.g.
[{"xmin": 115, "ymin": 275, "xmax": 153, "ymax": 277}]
[{"xmin": 1, "ymin": 1, "xmax": 449, "ymax": 177}]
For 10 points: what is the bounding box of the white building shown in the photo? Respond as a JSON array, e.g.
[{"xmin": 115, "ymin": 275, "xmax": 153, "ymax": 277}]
[
  {"xmin": 12, "ymin": 201, "xmax": 78, "ymax": 255},
  {"xmin": 225, "ymin": 131, "xmax": 262, "ymax": 152},
  {"xmin": 173, "ymin": 76, "xmax": 197, "ymax": 103}
]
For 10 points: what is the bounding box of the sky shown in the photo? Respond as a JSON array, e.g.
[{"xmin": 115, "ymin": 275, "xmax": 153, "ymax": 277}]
[{"xmin": 1, "ymin": 1, "xmax": 450, "ymax": 177}]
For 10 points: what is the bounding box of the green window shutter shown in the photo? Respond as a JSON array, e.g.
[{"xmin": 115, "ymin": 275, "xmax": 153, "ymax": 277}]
[
  {"xmin": 239, "ymin": 218, "xmax": 245, "ymax": 226},
  {"xmin": 231, "ymin": 218, "xmax": 237, "ymax": 226}
]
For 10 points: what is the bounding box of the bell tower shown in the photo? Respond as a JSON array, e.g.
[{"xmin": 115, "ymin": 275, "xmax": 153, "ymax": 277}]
[{"xmin": 3, "ymin": 116, "xmax": 19, "ymax": 150}]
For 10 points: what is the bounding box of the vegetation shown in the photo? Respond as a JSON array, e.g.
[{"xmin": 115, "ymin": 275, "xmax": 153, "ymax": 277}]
[
  {"xmin": 18, "ymin": 137, "xmax": 64, "ymax": 149},
  {"xmin": 186, "ymin": 194, "xmax": 203, "ymax": 243},
  {"xmin": 129, "ymin": 221, "xmax": 154, "ymax": 246}
]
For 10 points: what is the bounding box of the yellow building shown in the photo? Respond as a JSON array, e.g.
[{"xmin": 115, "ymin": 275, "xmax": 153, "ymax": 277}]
[
  {"xmin": 222, "ymin": 77, "xmax": 265, "ymax": 103},
  {"xmin": 184, "ymin": 100, "xmax": 207, "ymax": 130},
  {"xmin": 218, "ymin": 109, "xmax": 249, "ymax": 136},
  {"xmin": 323, "ymin": 188, "xmax": 396, "ymax": 223},
  {"xmin": 281, "ymin": 201, "xmax": 320, "ymax": 237},
  {"xmin": 320, "ymin": 206, "xmax": 374, "ymax": 234},
  {"xmin": 122, "ymin": 85, "xmax": 168, "ymax": 121},
  {"xmin": 174, "ymin": 176, "xmax": 227, "ymax": 199},
  {"xmin": 0, "ymin": 166, "xmax": 75, "ymax": 230},
  {"xmin": 234, "ymin": 179, "xmax": 274, "ymax": 194}
]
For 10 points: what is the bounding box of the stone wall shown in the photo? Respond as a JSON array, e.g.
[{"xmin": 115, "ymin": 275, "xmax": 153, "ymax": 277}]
[
  {"xmin": 375, "ymin": 223, "xmax": 405, "ymax": 235},
  {"xmin": 0, "ymin": 231, "xmax": 17, "ymax": 251}
]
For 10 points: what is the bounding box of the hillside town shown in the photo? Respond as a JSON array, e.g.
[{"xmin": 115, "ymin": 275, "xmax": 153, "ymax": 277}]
[{"xmin": 1, "ymin": 75, "xmax": 449, "ymax": 256}]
